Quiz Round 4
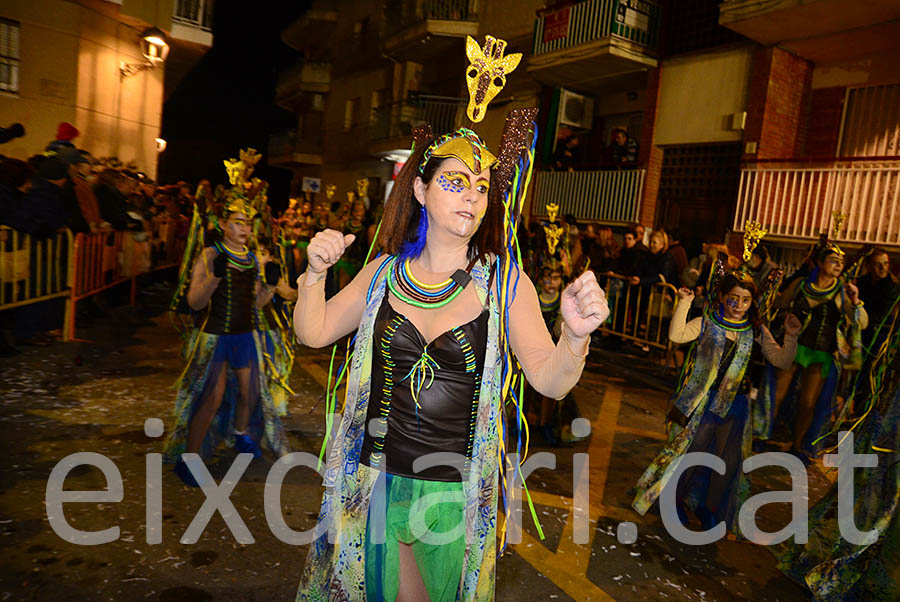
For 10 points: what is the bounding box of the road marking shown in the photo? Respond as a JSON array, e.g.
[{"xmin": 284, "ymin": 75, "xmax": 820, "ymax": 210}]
[
  {"xmin": 615, "ymin": 424, "xmax": 667, "ymax": 441},
  {"xmin": 513, "ymin": 383, "xmax": 624, "ymax": 600}
]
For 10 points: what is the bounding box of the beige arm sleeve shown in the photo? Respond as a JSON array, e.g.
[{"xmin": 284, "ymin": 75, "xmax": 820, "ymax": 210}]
[
  {"xmin": 668, "ymin": 298, "xmax": 701, "ymax": 344},
  {"xmin": 508, "ymin": 270, "xmax": 588, "ymax": 400},
  {"xmin": 757, "ymin": 325, "xmax": 798, "ymax": 370},
  {"xmin": 293, "ymin": 256, "xmax": 389, "ymax": 348},
  {"xmin": 835, "ymin": 291, "xmax": 869, "ymax": 330}
]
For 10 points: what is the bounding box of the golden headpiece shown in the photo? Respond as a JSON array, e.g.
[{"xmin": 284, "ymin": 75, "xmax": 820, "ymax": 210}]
[
  {"xmin": 356, "ymin": 178, "xmax": 369, "ymax": 198},
  {"xmin": 224, "ymin": 193, "xmax": 258, "ymax": 220},
  {"xmin": 546, "ymin": 202, "xmax": 559, "ymax": 224},
  {"xmin": 419, "ymin": 128, "xmax": 497, "ymax": 175},
  {"xmin": 325, "ymin": 184, "xmax": 336, "ymax": 200},
  {"xmin": 221, "ymin": 148, "xmax": 264, "ymax": 220},
  {"xmin": 820, "ymin": 210, "xmax": 847, "ymax": 259},
  {"xmin": 742, "ymin": 220, "xmax": 768, "ymax": 262},
  {"xmin": 464, "ymin": 35, "xmax": 522, "ymax": 122}
]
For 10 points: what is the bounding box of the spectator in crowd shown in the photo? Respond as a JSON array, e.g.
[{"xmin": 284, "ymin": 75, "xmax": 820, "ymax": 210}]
[
  {"xmin": 67, "ymin": 150, "xmax": 102, "ymax": 232},
  {"xmin": 0, "ymin": 158, "xmax": 33, "ymax": 221},
  {"xmin": 46, "ymin": 122, "xmax": 79, "ymax": 153},
  {"xmin": 744, "ymin": 244, "xmax": 778, "ymax": 288},
  {"xmin": 631, "ymin": 229, "xmax": 679, "ymax": 289},
  {"xmin": 6, "ymin": 156, "xmax": 69, "ymax": 237},
  {"xmin": 682, "ymin": 242, "xmax": 729, "ymax": 291},
  {"xmin": 666, "ymin": 228, "xmax": 689, "ymax": 277},
  {"xmin": 609, "ymin": 127, "xmax": 638, "ymax": 167},
  {"xmin": 552, "ymin": 135, "xmax": 582, "ymax": 172},
  {"xmin": 53, "ymin": 146, "xmax": 92, "ymax": 234},
  {"xmin": 612, "ymin": 226, "xmax": 649, "ymax": 279},
  {"xmin": 93, "ymin": 169, "xmax": 143, "ymax": 231},
  {"xmin": 857, "ymin": 248, "xmax": 900, "ymax": 343},
  {"xmin": 581, "ymin": 223, "xmax": 619, "ymax": 274}
]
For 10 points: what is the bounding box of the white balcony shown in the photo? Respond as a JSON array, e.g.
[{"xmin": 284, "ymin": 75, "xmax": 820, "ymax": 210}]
[
  {"xmin": 532, "ymin": 169, "xmax": 645, "ymax": 224},
  {"xmin": 733, "ymin": 160, "xmax": 900, "ymax": 246}
]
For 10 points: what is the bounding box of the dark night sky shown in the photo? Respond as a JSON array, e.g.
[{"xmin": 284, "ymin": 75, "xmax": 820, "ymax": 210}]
[{"xmin": 158, "ymin": 0, "xmax": 310, "ymax": 210}]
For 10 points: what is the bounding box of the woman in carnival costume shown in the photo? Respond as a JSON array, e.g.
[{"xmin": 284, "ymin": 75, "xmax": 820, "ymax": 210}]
[
  {"xmin": 774, "ymin": 291, "xmax": 900, "ymax": 601},
  {"xmin": 294, "ymin": 35, "xmax": 609, "ymax": 602},
  {"xmin": 758, "ymin": 222, "xmax": 868, "ymax": 463},
  {"xmin": 164, "ymin": 151, "xmax": 289, "ymax": 486},
  {"xmin": 632, "ymin": 226, "xmax": 802, "ymax": 532}
]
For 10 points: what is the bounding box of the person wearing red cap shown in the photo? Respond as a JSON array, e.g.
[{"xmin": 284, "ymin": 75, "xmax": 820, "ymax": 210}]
[{"xmin": 46, "ymin": 122, "xmax": 79, "ymax": 153}]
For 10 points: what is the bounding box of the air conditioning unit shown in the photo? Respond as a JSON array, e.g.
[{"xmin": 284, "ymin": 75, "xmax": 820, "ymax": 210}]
[{"xmin": 558, "ymin": 89, "xmax": 594, "ymax": 130}]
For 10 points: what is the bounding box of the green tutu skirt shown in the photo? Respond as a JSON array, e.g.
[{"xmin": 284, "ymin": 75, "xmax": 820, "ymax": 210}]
[
  {"xmin": 794, "ymin": 344, "xmax": 835, "ymax": 379},
  {"xmin": 365, "ymin": 472, "xmax": 466, "ymax": 601}
]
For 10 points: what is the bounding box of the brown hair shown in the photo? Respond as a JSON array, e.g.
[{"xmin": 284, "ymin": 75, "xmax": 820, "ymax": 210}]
[{"xmin": 377, "ymin": 137, "xmax": 504, "ymax": 264}]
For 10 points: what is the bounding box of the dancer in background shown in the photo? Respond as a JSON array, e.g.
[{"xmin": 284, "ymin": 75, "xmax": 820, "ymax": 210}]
[
  {"xmin": 764, "ymin": 238, "xmax": 867, "ymax": 462},
  {"xmin": 633, "ymin": 232, "xmax": 800, "ymax": 532},
  {"xmin": 165, "ymin": 150, "xmax": 289, "ymax": 486}
]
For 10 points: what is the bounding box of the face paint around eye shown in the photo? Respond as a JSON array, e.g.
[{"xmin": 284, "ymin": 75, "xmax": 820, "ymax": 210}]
[{"xmin": 437, "ymin": 173, "xmax": 465, "ymax": 194}]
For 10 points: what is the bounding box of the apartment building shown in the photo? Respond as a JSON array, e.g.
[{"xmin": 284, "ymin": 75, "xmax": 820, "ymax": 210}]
[
  {"xmin": 0, "ymin": 0, "xmax": 213, "ymax": 177},
  {"xmin": 274, "ymin": 0, "xmax": 900, "ymax": 252}
]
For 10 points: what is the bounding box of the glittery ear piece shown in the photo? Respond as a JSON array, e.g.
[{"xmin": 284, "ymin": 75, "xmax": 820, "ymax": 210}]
[{"xmin": 411, "ymin": 124, "xmax": 434, "ymax": 152}]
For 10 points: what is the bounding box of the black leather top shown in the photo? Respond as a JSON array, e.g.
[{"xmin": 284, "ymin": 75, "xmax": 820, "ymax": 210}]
[
  {"xmin": 361, "ymin": 294, "xmax": 488, "ymax": 482},
  {"xmin": 793, "ymin": 292, "xmax": 840, "ymax": 353},
  {"xmin": 203, "ymin": 261, "xmax": 258, "ymax": 335}
]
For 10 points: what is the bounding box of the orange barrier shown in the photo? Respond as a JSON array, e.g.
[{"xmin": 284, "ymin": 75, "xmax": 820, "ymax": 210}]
[
  {"xmin": 3, "ymin": 217, "xmax": 189, "ymax": 341},
  {"xmin": 63, "ymin": 217, "xmax": 188, "ymax": 341}
]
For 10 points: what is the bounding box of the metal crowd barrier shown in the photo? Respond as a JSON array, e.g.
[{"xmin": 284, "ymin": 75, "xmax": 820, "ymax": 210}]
[
  {"xmin": 597, "ymin": 273, "xmax": 677, "ymax": 352},
  {"xmin": 2, "ymin": 217, "xmax": 189, "ymax": 342},
  {"xmin": 0, "ymin": 225, "xmax": 73, "ymax": 310}
]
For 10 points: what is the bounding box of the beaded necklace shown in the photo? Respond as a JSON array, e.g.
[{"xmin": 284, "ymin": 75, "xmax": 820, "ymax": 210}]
[
  {"xmin": 539, "ymin": 290, "xmax": 561, "ymax": 313},
  {"xmin": 215, "ymin": 241, "xmax": 254, "ymax": 269},
  {"xmin": 710, "ymin": 306, "xmax": 751, "ymax": 332},
  {"xmin": 801, "ymin": 277, "xmax": 840, "ymax": 300},
  {"xmin": 387, "ymin": 256, "xmax": 474, "ymax": 309}
]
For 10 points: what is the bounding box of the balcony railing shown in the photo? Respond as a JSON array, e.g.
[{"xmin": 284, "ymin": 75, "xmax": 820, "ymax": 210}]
[
  {"xmin": 384, "ymin": 0, "xmax": 478, "ymax": 38},
  {"xmin": 733, "ymin": 160, "xmax": 900, "ymax": 245},
  {"xmin": 268, "ymin": 130, "xmax": 323, "ymax": 162},
  {"xmin": 533, "ymin": 0, "xmax": 661, "ymax": 56},
  {"xmin": 370, "ymin": 97, "xmax": 464, "ymax": 141},
  {"xmin": 173, "ymin": 0, "xmax": 213, "ymax": 30},
  {"xmin": 532, "ymin": 169, "xmax": 645, "ymax": 223}
]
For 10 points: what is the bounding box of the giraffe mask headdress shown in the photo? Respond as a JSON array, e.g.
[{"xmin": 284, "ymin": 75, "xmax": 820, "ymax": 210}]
[{"xmin": 465, "ymin": 35, "xmax": 522, "ymax": 123}]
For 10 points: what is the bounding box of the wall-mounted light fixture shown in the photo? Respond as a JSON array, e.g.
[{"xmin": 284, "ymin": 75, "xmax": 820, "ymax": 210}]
[
  {"xmin": 155, "ymin": 138, "xmax": 167, "ymax": 152},
  {"xmin": 120, "ymin": 27, "xmax": 170, "ymax": 79}
]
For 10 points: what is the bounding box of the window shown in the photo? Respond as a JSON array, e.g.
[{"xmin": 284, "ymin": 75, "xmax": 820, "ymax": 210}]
[
  {"xmin": 839, "ymin": 84, "xmax": 900, "ymax": 158},
  {"xmin": 0, "ymin": 18, "xmax": 20, "ymax": 94},
  {"xmin": 344, "ymin": 97, "xmax": 360, "ymax": 130}
]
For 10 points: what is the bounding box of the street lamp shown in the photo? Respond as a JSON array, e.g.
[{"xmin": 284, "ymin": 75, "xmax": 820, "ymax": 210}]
[{"xmin": 120, "ymin": 27, "xmax": 170, "ymax": 79}]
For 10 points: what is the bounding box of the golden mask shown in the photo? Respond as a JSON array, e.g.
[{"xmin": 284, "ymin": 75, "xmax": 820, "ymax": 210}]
[
  {"xmin": 742, "ymin": 220, "xmax": 767, "ymax": 262},
  {"xmin": 464, "ymin": 35, "xmax": 522, "ymax": 122},
  {"xmin": 544, "ymin": 223, "xmax": 564, "ymax": 256},
  {"xmin": 546, "ymin": 202, "xmax": 559, "ymax": 224}
]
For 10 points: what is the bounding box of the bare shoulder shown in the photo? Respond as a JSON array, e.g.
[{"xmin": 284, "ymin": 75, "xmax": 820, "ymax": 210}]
[
  {"xmin": 194, "ymin": 246, "xmax": 217, "ymax": 266},
  {"xmin": 346, "ymin": 253, "xmax": 394, "ymax": 294}
]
